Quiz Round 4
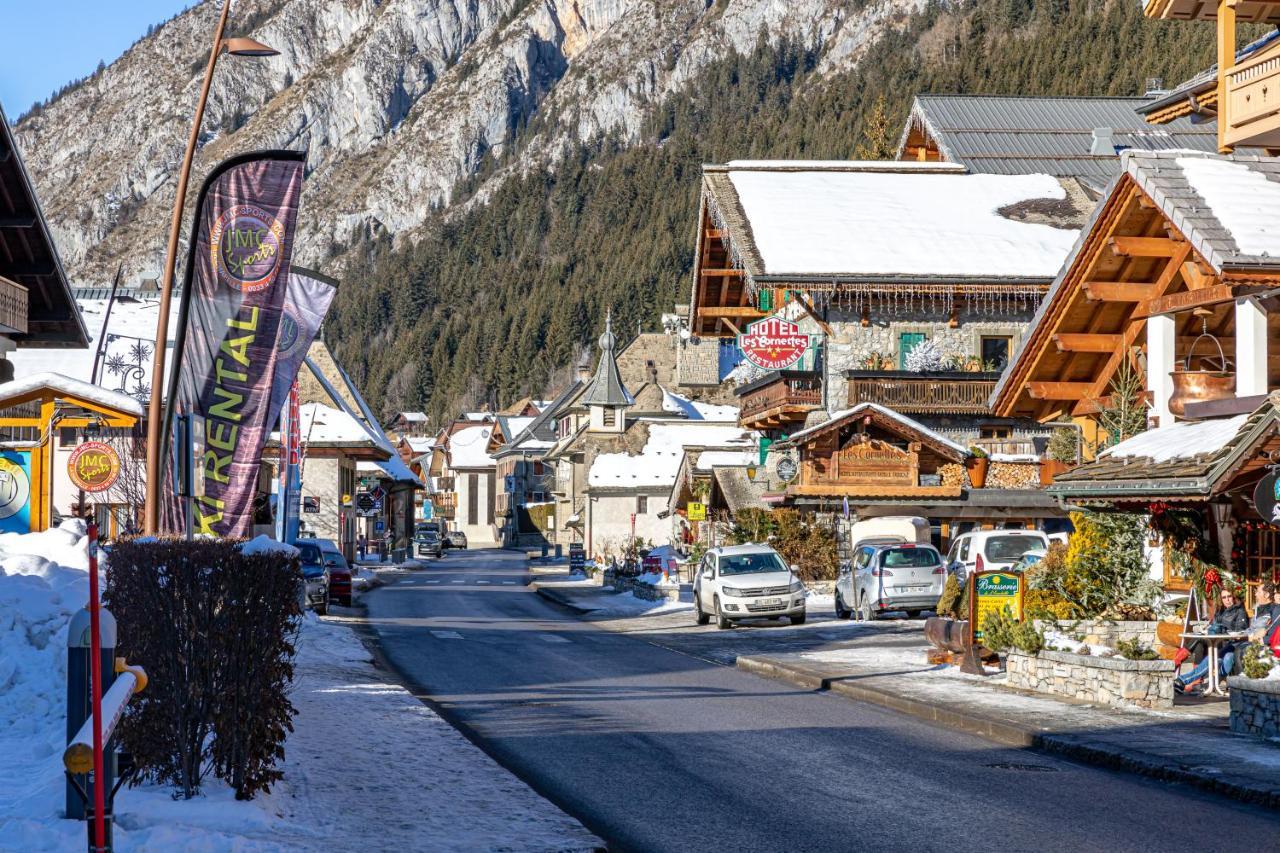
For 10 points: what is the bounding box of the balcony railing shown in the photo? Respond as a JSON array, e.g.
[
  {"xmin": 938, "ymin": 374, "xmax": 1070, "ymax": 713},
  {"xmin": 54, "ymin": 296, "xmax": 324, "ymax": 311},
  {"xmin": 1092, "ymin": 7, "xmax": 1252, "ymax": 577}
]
[
  {"xmin": 846, "ymin": 371, "xmax": 998, "ymax": 415},
  {"xmin": 430, "ymin": 492, "xmax": 456, "ymax": 518},
  {"xmin": 1225, "ymin": 44, "xmax": 1280, "ymax": 148},
  {"xmin": 738, "ymin": 372, "xmax": 822, "ymax": 426},
  {"xmin": 0, "ymin": 276, "xmax": 28, "ymax": 335}
]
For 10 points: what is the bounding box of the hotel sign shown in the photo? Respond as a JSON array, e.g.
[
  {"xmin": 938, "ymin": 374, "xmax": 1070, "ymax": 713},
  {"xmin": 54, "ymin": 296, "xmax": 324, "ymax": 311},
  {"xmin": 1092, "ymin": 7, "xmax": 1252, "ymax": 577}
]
[{"xmin": 738, "ymin": 318, "xmax": 809, "ymax": 371}]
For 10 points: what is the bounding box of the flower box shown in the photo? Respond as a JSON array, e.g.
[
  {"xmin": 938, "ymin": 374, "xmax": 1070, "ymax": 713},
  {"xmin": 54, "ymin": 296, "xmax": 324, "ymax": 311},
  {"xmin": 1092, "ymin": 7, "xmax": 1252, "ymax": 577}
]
[{"xmin": 1006, "ymin": 650, "xmax": 1176, "ymax": 709}]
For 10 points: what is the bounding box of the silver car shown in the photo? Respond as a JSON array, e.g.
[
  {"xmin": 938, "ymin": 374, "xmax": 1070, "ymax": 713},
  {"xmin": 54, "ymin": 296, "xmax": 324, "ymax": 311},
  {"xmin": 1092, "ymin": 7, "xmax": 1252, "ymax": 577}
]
[{"xmin": 835, "ymin": 542, "xmax": 945, "ymax": 621}]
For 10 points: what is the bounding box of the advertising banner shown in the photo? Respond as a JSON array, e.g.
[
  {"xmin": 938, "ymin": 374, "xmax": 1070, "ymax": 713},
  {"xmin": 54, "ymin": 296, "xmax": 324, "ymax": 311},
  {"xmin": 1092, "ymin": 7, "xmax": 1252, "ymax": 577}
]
[
  {"xmin": 162, "ymin": 150, "xmax": 306, "ymax": 537},
  {"xmin": 0, "ymin": 449, "xmax": 32, "ymax": 534},
  {"xmin": 268, "ymin": 268, "xmax": 337, "ymax": 419}
]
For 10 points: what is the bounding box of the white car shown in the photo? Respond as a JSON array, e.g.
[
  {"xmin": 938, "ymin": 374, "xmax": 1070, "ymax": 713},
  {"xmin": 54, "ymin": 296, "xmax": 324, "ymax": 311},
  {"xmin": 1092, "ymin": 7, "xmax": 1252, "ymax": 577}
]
[
  {"xmin": 835, "ymin": 542, "xmax": 946, "ymax": 621},
  {"xmin": 693, "ymin": 544, "xmax": 807, "ymax": 629},
  {"xmin": 945, "ymin": 529, "xmax": 1050, "ymax": 581}
]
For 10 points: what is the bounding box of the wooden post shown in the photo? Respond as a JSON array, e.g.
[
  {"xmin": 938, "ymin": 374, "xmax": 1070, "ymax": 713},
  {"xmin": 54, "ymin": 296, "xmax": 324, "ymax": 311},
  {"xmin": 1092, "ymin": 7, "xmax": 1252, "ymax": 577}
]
[
  {"xmin": 35, "ymin": 398, "xmax": 55, "ymax": 532},
  {"xmin": 1217, "ymin": 0, "xmax": 1237, "ymax": 153}
]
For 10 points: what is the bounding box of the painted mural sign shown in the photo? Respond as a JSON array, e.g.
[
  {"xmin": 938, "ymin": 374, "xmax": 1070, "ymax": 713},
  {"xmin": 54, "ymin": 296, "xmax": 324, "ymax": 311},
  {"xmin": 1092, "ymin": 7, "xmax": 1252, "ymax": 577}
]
[
  {"xmin": 737, "ymin": 318, "xmax": 809, "ymax": 371},
  {"xmin": 68, "ymin": 442, "xmax": 121, "ymax": 494}
]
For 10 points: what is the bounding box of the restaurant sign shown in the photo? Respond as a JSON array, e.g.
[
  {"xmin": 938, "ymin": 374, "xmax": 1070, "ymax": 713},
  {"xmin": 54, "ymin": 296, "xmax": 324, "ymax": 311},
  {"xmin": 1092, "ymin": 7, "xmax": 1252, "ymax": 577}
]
[
  {"xmin": 970, "ymin": 570, "xmax": 1024, "ymax": 642},
  {"xmin": 738, "ymin": 318, "xmax": 809, "ymax": 371},
  {"xmin": 68, "ymin": 441, "xmax": 121, "ymax": 494}
]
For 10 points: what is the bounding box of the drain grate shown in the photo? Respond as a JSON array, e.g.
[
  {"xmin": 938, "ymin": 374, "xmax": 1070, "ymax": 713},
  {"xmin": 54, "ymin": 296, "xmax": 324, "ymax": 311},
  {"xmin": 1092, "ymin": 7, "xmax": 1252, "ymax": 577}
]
[{"xmin": 984, "ymin": 762, "xmax": 1059, "ymax": 772}]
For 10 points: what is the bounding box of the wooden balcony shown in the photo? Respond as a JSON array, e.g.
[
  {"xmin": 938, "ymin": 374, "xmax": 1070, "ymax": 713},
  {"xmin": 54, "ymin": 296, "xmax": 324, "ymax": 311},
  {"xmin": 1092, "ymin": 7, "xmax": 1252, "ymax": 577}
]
[
  {"xmin": 1225, "ymin": 40, "xmax": 1280, "ymax": 148},
  {"xmin": 0, "ymin": 276, "xmax": 28, "ymax": 335},
  {"xmin": 736, "ymin": 372, "xmax": 822, "ymax": 430},
  {"xmin": 846, "ymin": 371, "xmax": 998, "ymax": 416},
  {"xmin": 430, "ymin": 492, "xmax": 456, "ymax": 519}
]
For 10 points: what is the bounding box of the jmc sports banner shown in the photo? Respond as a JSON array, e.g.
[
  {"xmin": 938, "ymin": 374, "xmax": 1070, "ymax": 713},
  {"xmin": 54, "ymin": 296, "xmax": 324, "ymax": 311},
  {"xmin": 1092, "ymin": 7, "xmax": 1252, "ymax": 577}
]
[
  {"xmin": 737, "ymin": 317, "xmax": 810, "ymax": 370},
  {"xmin": 268, "ymin": 268, "xmax": 337, "ymax": 419},
  {"xmin": 162, "ymin": 151, "xmax": 306, "ymax": 537}
]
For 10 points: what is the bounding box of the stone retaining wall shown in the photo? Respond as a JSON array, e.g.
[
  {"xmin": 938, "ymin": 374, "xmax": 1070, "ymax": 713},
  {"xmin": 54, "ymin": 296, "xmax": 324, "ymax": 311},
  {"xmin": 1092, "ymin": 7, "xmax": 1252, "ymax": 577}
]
[
  {"xmin": 1228, "ymin": 676, "xmax": 1280, "ymax": 737},
  {"xmin": 1006, "ymin": 650, "xmax": 1175, "ymax": 710},
  {"xmin": 608, "ymin": 574, "xmax": 681, "ymax": 602},
  {"xmin": 1032, "ymin": 620, "xmax": 1159, "ymax": 648}
]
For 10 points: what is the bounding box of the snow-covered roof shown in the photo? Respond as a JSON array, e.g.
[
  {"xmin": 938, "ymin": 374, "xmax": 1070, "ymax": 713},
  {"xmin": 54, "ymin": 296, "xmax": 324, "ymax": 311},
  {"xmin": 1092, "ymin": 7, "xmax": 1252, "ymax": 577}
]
[
  {"xmin": 396, "ymin": 411, "xmax": 428, "ymax": 422},
  {"xmin": 705, "ymin": 163, "xmax": 1079, "ymax": 283},
  {"xmin": 404, "ymin": 436, "xmax": 435, "ymax": 453},
  {"xmin": 7, "ymin": 295, "xmax": 175, "ymax": 401},
  {"xmin": 693, "ymin": 449, "xmax": 756, "ymax": 471},
  {"xmin": 448, "ymin": 424, "xmax": 496, "ymax": 469},
  {"xmin": 0, "ymin": 371, "xmax": 144, "ymax": 416},
  {"xmin": 588, "ymin": 423, "xmax": 754, "ymax": 489},
  {"xmin": 294, "ymin": 403, "xmax": 380, "ymax": 446},
  {"xmin": 661, "ymin": 388, "xmax": 739, "ymax": 421},
  {"xmin": 785, "ymin": 402, "xmax": 970, "ymax": 458},
  {"xmin": 357, "ymin": 455, "xmax": 423, "ymax": 485},
  {"xmin": 461, "ymin": 412, "xmax": 494, "ymax": 422},
  {"xmin": 1103, "ymin": 414, "xmax": 1250, "ymax": 464}
]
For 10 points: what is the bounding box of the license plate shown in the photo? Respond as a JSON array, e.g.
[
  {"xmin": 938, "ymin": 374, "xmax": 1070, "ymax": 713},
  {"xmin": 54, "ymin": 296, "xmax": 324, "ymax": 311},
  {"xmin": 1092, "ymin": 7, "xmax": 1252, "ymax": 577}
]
[
  {"xmin": 757, "ymin": 597, "xmax": 782, "ymax": 607},
  {"xmin": 899, "ymin": 585, "xmax": 928, "ymax": 592}
]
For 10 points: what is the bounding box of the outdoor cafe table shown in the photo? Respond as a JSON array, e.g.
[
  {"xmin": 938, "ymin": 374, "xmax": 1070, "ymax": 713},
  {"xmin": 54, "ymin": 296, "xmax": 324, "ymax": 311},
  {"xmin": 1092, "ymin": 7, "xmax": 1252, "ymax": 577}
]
[{"xmin": 1179, "ymin": 631, "xmax": 1250, "ymax": 695}]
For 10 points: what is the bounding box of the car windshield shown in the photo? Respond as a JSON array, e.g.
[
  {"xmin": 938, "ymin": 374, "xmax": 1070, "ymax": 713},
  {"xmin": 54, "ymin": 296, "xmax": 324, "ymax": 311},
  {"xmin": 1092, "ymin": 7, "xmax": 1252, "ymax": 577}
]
[
  {"xmin": 985, "ymin": 536, "xmax": 1044, "ymax": 562},
  {"xmin": 880, "ymin": 547, "xmax": 940, "ymax": 568},
  {"xmin": 418, "ymin": 531, "xmax": 438, "ymax": 540},
  {"xmin": 323, "ymin": 551, "xmax": 349, "ymax": 570},
  {"xmin": 296, "ymin": 544, "xmax": 323, "ymax": 565},
  {"xmin": 719, "ymin": 552, "xmax": 787, "ymax": 575}
]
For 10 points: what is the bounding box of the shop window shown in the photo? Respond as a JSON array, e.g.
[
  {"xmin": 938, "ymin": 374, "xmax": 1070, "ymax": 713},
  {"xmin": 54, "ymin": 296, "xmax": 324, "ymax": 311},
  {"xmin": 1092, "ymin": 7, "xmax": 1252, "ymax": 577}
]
[
  {"xmin": 59, "ymin": 427, "xmax": 77, "ymax": 447},
  {"xmin": 898, "ymin": 332, "xmax": 927, "ymax": 370},
  {"xmin": 981, "ymin": 336, "xmax": 1013, "ymax": 371},
  {"xmin": 533, "ymin": 461, "xmax": 545, "ymax": 476},
  {"xmin": 637, "ymin": 495, "xmax": 648, "ymax": 514}
]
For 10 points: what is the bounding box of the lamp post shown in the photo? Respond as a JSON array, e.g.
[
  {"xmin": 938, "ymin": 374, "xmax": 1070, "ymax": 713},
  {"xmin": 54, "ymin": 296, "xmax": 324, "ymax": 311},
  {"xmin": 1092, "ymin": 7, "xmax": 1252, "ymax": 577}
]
[{"xmin": 142, "ymin": 0, "xmax": 278, "ymax": 534}]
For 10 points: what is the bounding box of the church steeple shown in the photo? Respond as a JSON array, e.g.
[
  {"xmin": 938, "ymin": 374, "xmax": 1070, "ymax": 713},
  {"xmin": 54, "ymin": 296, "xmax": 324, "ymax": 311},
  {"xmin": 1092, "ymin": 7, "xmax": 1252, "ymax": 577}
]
[{"xmin": 582, "ymin": 309, "xmax": 632, "ymax": 433}]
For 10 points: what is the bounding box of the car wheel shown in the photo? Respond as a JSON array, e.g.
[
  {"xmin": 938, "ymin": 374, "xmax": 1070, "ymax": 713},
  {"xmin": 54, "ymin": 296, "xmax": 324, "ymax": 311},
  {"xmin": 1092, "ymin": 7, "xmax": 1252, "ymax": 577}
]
[
  {"xmin": 715, "ymin": 596, "xmax": 733, "ymax": 630},
  {"xmin": 906, "ymin": 609, "xmax": 923, "ymax": 619},
  {"xmin": 834, "ymin": 588, "xmax": 851, "ymax": 619},
  {"xmin": 859, "ymin": 594, "xmax": 876, "ymax": 622},
  {"xmin": 791, "ymin": 611, "xmax": 806, "ymax": 626},
  {"xmin": 694, "ymin": 592, "xmax": 711, "ymax": 625},
  {"xmin": 315, "ymin": 599, "xmax": 328, "ymax": 616},
  {"xmin": 341, "ymin": 596, "xmax": 353, "ymax": 608}
]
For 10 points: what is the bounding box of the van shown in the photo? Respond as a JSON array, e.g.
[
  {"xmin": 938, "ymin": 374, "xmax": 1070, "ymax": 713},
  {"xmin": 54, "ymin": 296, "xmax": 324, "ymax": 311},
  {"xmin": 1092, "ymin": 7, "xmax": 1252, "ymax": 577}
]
[
  {"xmin": 945, "ymin": 529, "xmax": 1050, "ymax": 581},
  {"xmin": 848, "ymin": 516, "xmax": 930, "ymax": 552}
]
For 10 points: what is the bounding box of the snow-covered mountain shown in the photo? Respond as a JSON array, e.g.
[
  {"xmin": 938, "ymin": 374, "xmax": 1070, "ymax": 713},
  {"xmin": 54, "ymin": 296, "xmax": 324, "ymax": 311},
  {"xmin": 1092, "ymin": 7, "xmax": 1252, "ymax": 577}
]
[{"xmin": 12, "ymin": 0, "xmax": 921, "ymax": 287}]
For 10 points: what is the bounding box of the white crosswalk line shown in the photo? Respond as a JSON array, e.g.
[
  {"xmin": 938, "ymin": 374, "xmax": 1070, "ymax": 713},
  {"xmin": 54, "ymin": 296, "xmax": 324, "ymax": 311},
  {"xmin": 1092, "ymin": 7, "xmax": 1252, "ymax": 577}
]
[{"xmin": 430, "ymin": 630, "xmax": 463, "ymax": 639}]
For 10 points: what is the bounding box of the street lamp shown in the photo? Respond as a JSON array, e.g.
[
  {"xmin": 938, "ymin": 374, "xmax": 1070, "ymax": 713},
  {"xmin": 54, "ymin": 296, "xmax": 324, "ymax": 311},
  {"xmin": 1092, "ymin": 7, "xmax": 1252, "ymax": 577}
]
[{"xmin": 142, "ymin": 0, "xmax": 278, "ymax": 534}]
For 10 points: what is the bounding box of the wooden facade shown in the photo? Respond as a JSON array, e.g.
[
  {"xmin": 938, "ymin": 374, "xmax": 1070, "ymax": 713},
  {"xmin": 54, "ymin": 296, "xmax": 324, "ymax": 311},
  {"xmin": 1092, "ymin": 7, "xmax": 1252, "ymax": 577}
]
[{"xmin": 736, "ymin": 371, "xmax": 822, "ymax": 430}]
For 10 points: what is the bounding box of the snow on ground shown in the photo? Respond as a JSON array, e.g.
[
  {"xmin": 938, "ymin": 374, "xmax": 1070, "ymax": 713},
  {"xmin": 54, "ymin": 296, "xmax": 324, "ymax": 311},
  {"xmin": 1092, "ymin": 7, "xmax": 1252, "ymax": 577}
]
[
  {"xmin": 0, "ymin": 526, "xmax": 597, "ymax": 852},
  {"xmin": 576, "ymin": 587, "xmax": 692, "ymax": 616}
]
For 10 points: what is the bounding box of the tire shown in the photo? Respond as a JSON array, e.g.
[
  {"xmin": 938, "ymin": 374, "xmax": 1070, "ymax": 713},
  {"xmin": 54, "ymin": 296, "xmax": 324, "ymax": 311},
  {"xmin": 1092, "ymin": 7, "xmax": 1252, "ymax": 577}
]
[
  {"xmin": 715, "ymin": 596, "xmax": 733, "ymax": 630},
  {"xmin": 314, "ymin": 598, "xmax": 328, "ymax": 616},
  {"xmin": 790, "ymin": 611, "xmax": 806, "ymax": 626},
  {"xmin": 694, "ymin": 592, "xmax": 711, "ymax": 625},
  {"xmin": 859, "ymin": 594, "xmax": 877, "ymax": 622},
  {"xmin": 906, "ymin": 609, "xmax": 923, "ymax": 619},
  {"xmin": 341, "ymin": 596, "xmax": 353, "ymax": 608},
  {"xmin": 834, "ymin": 589, "xmax": 851, "ymax": 619}
]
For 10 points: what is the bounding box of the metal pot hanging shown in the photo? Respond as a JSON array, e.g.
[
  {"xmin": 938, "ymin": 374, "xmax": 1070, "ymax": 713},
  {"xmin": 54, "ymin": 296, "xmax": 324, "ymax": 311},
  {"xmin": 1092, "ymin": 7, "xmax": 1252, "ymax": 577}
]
[{"xmin": 1168, "ymin": 317, "xmax": 1234, "ymax": 416}]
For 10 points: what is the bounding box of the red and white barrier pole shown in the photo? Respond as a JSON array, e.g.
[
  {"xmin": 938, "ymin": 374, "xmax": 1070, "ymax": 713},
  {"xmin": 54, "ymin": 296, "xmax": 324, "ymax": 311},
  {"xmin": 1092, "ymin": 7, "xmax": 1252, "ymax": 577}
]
[{"xmin": 87, "ymin": 522, "xmax": 106, "ymax": 852}]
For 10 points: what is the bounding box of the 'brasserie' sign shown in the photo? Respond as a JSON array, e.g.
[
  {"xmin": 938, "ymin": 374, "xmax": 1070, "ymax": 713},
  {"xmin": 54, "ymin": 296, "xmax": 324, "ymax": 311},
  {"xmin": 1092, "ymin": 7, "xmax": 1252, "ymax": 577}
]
[{"xmin": 738, "ymin": 318, "xmax": 809, "ymax": 370}]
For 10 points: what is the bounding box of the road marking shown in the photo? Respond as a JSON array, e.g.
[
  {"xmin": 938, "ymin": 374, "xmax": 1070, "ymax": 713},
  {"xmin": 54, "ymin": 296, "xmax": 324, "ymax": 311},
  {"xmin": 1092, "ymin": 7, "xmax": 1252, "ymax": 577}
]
[
  {"xmin": 501, "ymin": 581, "xmax": 516, "ymax": 585},
  {"xmin": 424, "ymin": 580, "xmax": 441, "ymax": 584},
  {"xmin": 537, "ymin": 634, "xmax": 571, "ymax": 643},
  {"xmin": 451, "ymin": 580, "xmax": 465, "ymax": 584},
  {"xmin": 430, "ymin": 630, "xmax": 463, "ymax": 639},
  {"xmin": 476, "ymin": 580, "xmax": 491, "ymax": 584}
]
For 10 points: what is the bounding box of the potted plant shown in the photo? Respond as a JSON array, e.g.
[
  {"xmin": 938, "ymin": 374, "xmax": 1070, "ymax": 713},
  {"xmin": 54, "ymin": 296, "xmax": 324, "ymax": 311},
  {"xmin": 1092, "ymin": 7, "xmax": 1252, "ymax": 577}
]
[
  {"xmin": 1040, "ymin": 426, "xmax": 1078, "ymax": 485},
  {"xmin": 966, "ymin": 446, "xmax": 990, "ymax": 488}
]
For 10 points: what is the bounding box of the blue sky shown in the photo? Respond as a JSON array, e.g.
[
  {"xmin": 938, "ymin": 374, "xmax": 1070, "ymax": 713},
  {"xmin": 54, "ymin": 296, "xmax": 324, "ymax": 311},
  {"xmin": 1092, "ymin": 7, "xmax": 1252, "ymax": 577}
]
[{"xmin": 0, "ymin": 1, "xmax": 191, "ymax": 118}]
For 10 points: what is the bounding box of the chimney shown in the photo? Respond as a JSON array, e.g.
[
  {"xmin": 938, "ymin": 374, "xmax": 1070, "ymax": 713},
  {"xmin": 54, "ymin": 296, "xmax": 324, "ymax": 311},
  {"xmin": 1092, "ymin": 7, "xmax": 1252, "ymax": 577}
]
[
  {"xmin": 1090, "ymin": 127, "xmax": 1116, "ymax": 156},
  {"xmin": 577, "ymin": 359, "xmax": 592, "ymax": 383},
  {"xmin": 1144, "ymin": 77, "xmax": 1166, "ymax": 98},
  {"xmin": 646, "ymin": 359, "xmax": 658, "ymax": 385}
]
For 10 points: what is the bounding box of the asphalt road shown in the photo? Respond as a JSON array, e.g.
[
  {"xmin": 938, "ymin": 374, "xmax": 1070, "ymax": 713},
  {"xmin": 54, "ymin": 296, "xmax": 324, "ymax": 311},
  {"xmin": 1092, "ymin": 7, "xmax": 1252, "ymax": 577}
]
[{"xmin": 364, "ymin": 549, "xmax": 1279, "ymax": 852}]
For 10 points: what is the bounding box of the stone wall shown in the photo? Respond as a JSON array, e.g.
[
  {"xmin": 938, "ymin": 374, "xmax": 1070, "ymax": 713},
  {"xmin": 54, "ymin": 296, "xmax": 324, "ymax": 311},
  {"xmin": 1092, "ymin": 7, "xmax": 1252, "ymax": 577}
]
[
  {"xmin": 1006, "ymin": 650, "xmax": 1175, "ymax": 710},
  {"xmin": 1032, "ymin": 620, "xmax": 1160, "ymax": 648},
  {"xmin": 1228, "ymin": 676, "xmax": 1280, "ymax": 737},
  {"xmin": 609, "ymin": 574, "xmax": 681, "ymax": 602}
]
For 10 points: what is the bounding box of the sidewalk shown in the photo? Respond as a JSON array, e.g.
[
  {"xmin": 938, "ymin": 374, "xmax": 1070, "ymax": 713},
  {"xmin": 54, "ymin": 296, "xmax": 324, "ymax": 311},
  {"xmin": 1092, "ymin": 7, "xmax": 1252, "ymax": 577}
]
[
  {"xmin": 532, "ymin": 570, "xmax": 693, "ymax": 617},
  {"xmin": 737, "ymin": 644, "xmax": 1280, "ymax": 809}
]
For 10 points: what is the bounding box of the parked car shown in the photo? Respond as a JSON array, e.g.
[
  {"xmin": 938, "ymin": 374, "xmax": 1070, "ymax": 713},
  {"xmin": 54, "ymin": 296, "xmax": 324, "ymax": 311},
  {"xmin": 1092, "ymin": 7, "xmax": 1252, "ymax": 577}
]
[
  {"xmin": 416, "ymin": 530, "xmax": 442, "ymax": 559},
  {"xmin": 836, "ymin": 542, "xmax": 946, "ymax": 621},
  {"xmin": 296, "ymin": 543, "xmax": 330, "ymax": 616},
  {"xmin": 1011, "ymin": 548, "xmax": 1048, "ymax": 575},
  {"xmin": 446, "ymin": 530, "xmax": 467, "ymax": 549},
  {"xmin": 847, "ymin": 515, "xmax": 931, "ymax": 552},
  {"xmin": 692, "ymin": 544, "xmax": 806, "ymax": 629},
  {"xmin": 296, "ymin": 537, "xmax": 352, "ymax": 607},
  {"xmin": 945, "ymin": 529, "xmax": 1050, "ymax": 583}
]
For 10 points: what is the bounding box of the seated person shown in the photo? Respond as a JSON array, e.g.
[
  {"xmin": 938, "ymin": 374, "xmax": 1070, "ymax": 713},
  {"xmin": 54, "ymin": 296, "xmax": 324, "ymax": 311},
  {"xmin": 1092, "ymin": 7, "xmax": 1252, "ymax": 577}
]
[
  {"xmin": 1174, "ymin": 587, "xmax": 1250, "ymax": 694},
  {"xmin": 1253, "ymin": 582, "xmax": 1280, "ymax": 628}
]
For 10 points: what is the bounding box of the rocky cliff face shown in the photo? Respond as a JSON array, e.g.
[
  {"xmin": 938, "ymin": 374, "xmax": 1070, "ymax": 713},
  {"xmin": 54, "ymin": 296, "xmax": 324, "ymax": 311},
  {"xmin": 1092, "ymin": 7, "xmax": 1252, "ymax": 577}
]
[{"xmin": 14, "ymin": 0, "xmax": 920, "ymax": 287}]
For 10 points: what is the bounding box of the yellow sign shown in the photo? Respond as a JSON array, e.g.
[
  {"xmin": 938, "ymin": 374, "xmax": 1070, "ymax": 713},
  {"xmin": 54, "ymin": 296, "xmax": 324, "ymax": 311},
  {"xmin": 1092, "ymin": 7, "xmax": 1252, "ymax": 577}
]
[
  {"xmin": 970, "ymin": 571, "xmax": 1024, "ymax": 641},
  {"xmin": 687, "ymin": 502, "xmax": 707, "ymax": 522},
  {"xmin": 67, "ymin": 442, "xmax": 122, "ymax": 494}
]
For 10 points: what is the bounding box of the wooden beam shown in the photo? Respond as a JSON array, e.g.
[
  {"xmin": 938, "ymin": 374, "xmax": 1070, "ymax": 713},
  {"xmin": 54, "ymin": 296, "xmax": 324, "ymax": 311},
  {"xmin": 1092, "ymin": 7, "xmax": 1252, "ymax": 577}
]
[
  {"xmin": 1053, "ymin": 333, "xmax": 1122, "ymax": 353},
  {"xmin": 1140, "ymin": 284, "xmax": 1236, "ymax": 317},
  {"xmin": 794, "ymin": 291, "xmax": 834, "ymax": 336},
  {"xmin": 1083, "ymin": 282, "xmax": 1154, "ymax": 303},
  {"xmin": 700, "ymin": 268, "xmax": 744, "ymax": 277},
  {"xmin": 719, "ymin": 317, "xmax": 743, "ymax": 336},
  {"xmin": 1028, "ymin": 382, "xmax": 1094, "ymax": 400},
  {"xmin": 0, "ymin": 216, "xmax": 35, "ymax": 229},
  {"xmin": 1181, "ymin": 260, "xmax": 1215, "ymax": 291},
  {"xmin": 1110, "ymin": 236, "xmax": 1182, "ymax": 257},
  {"xmin": 0, "ymin": 262, "xmax": 55, "ymax": 277},
  {"xmin": 699, "ymin": 306, "xmax": 766, "ymax": 318},
  {"xmin": 704, "ymin": 229, "xmax": 723, "ymax": 239}
]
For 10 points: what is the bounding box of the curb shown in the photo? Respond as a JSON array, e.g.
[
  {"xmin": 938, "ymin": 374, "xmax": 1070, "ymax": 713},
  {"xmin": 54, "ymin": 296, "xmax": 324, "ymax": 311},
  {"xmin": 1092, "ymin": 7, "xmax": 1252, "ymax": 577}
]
[
  {"xmin": 533, "ymin": 584, "xmax": 596, "ymax": 615},
  {"xmin": 737, "ymin": 654, "xmax": 1280, "ymax": 810}
]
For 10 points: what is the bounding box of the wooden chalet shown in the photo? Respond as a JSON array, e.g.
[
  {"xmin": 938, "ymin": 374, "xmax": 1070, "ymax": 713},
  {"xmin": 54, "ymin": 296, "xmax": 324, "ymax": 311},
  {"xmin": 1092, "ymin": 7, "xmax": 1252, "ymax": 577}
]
[{"xmin": 1141, "ymin": 1, "xmax": 1280, "ymax": 151}]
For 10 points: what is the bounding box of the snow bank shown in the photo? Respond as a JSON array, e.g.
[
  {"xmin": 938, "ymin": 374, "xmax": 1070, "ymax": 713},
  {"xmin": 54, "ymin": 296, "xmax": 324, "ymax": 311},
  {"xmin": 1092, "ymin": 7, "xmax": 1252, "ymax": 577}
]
[{"xmin": 239, "ymin": 535, "xmax": 299, "ymax": 556}]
